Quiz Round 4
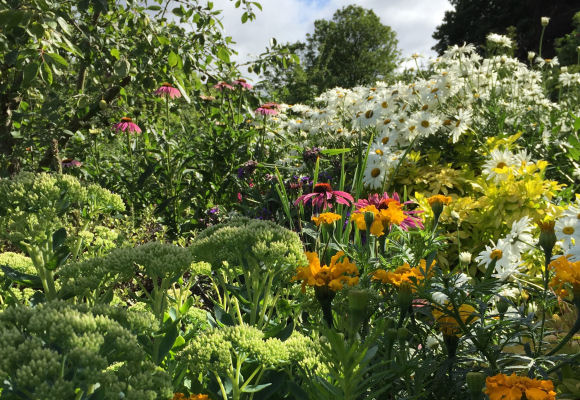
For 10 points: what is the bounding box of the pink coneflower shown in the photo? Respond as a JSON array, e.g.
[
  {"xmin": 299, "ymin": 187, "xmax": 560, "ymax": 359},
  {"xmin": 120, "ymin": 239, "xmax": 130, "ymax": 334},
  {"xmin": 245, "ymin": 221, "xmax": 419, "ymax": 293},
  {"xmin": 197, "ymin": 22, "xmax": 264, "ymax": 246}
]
[
  {"xmin": 294, "ymin": 182, "xmax": 354, "ymax": 210},
  {"xmin": 255, "ymin": 102, "xmax": 280, "ymax": 116},
  {"xmin": 356, "ymin": 192, "xmax": 423, "ymax": 230},
  {"xmin": 154, "ymin": 82, "xmax": 182, "ymax": 99},
  {"xmin": 61, "ymin": 158, "xmax": 82, "ymax": 168},
  {"xmin": 112, "ymin": 117, "xmax": 142, "ymax": 133},
  {"xmin": 214, "ymin": 81, "xmax": 234, "ymax": 91},
  {"xmin": 232, "ymin": 78, "xmax": 253, "ymax": 90}
]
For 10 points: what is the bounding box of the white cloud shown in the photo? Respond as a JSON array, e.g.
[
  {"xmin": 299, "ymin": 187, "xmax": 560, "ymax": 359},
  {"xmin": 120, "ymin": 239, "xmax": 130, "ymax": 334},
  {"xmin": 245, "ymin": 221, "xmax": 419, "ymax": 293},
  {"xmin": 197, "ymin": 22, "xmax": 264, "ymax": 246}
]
[{"xmin": 215, "ymin": 0, "xmax": 453, "ymax": 78}]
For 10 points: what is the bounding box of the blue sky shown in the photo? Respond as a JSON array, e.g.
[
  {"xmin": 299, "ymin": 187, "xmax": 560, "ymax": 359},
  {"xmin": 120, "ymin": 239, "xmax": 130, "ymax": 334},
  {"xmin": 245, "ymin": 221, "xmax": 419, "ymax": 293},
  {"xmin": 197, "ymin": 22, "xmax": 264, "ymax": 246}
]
[{"xmin": 217, "ymin": 0, "xmax": 453, "ymax": 79}]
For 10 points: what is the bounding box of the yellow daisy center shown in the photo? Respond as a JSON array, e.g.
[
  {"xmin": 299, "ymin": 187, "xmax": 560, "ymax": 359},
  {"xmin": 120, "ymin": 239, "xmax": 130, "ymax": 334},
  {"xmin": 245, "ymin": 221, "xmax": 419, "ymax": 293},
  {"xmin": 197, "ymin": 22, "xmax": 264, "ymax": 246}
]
[{"xmin": 371, "ymin": 168, "xmax": 381, "ymax": 178}]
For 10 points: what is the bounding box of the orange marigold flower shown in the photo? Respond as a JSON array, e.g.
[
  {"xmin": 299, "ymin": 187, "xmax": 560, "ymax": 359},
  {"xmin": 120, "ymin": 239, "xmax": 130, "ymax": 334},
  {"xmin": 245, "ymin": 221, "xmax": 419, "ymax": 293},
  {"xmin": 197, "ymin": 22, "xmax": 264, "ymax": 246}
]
[
  {"xmin": 373, "ymin": 259, "xmax": 434, "ymax": 290},
  {"xmin": 292, "ymin": 251, "xmax": 358, "ymax": 292},
  {"xmin": 484, "ymin": 373, "xmax": 556, "ymax": 400},
  {"xmin": 432, "ymin": 303, "xmax": 478, "ymax": 337},
  {"xmin": 549, "ymin": 255, "xmax": 580, "ymax": 299},
  {"xmin": 427, "ymin": 194, "xmax": 452, "ymax": 207},
  {"xmin": 351, "ymin": 203, "xmax": 406, "ymax": 236},
  {"xmin": 312, "ymin": 212, "xmax": 342, "ymax": 227}
]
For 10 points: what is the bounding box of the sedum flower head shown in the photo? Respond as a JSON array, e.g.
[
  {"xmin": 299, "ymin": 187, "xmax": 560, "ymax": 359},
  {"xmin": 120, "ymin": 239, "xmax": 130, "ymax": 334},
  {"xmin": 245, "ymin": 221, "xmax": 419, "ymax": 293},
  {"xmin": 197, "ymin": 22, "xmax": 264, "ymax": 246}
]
[
  {"xmin": 484, "ymin": 373, "xmax": 556, "ymax": 400},
  {"xmin": 181, "ymin": 324, "xmax": 291, "ymax": 376},
  {"xmin": 292, "ymin": 251, "xmax": 359, "ymax": 292},
  {"xmin": 59, "ymin": 242, "xmax": 193, "ymax": 298},
  {"xmin": 190, "ymin": 217, "xmax": 305, "ymax": 277},
  {"xmin": 0, "ymin": 301, "xmax": 171, "ymax": 399},
  {"xmin": 0, "ymin": 252, "xmax": 36, "ymax": 276},
  {"xmin": 0, "ymin": 172, "xmax": 124, "ymax": 246}
]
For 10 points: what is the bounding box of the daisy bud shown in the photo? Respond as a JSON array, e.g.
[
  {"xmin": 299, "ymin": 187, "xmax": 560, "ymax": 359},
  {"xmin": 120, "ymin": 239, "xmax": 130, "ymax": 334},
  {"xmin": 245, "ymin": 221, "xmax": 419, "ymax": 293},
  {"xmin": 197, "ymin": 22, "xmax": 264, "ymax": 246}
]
[
  {"xmin": 496, "ymin": 297, "xmax": 509, "ymax": 319},
  {"xmin": 527, "ymin": 51, "xmax": 536, "ymax": 61},
  {"xmin": 541, "ymin": 16, "xmax": 550, "ymax": 27},
  {"xmin": 459, "ymin": 251, "xmax": 472, "ymax": 264},
  {"xmin": 537, "ymin": 218, "xmax": 556, "ymax": 261}
]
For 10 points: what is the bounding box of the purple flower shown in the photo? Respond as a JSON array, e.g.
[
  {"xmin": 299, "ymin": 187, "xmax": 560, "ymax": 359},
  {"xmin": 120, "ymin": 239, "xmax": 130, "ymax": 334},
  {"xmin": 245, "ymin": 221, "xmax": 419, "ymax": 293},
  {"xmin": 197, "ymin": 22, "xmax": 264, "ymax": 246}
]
[
  {"xmin": 154, "ymin": 82, "xmax": 182, "ymax": 99},
  {"xmin": 208, "ymin": 206, "xmax": 219, "ymax": 215},
  {"xmin": 232, "ymin": 78, "xmax": 253, "ymax": 90},
  {"xmin": 255, "ymin": 102, "xmax": 280, "ymax": 116},
  {"xmin": 237, "ymin": 160, "xmax": 258, "ymax": 179},
  {"xmin": 61, "ymin": 158, "xmax": 82, "ymax": 168},
  {"xmin": 294, "ymin": 183, "xmax": 354, "ymax": 210},
  {"xmin": 303, "ymin": 147, "xmax": 321, "ymax": 164},
  {"xmin": 112, "ymin": 117, "xmax": 141, "ymax": 133},
  {"xmin": 214, "ymin": 81, "xmax": 234, "ymax": 91}
]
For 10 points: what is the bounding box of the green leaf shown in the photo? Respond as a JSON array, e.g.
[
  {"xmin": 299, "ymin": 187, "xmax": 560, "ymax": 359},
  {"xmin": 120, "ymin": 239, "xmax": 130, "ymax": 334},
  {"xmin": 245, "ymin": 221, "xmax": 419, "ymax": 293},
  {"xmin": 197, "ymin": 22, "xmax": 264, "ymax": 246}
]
[
  {"xmin": 147, "ymin": 5, "xmax": 162, "ymax": 10},
  {"xmin": 157, "ymin": 322, "xmax": 179, "ymax": 363},
  {"xmin": 217, "ymin": 46, "xmax": 230, "ymax": 63},
  {"xmin": 40, "ymin": 62, "xmax": 53, "ymax": 85},
  {"xmin": 241, "ymin": 383, "xmax": 271, "ymax": 393},
  {"xmin": 168, "ymin": 51, "xmax": 179, "ymax": 68},
  {"xmin": 574, "ymin": 117, "xmax": 580, "ymax": 132},
  {"xmin": 110, "ymin": 48, "xmax": 120, "ymax": 60},
  {"xmin": 23, "ymin": 62, "xmax": 40, "ymax": 86},
  {"xmin": 29, "ymin": 22, "xmax": 44, "ymax": 38},
  {"xmin": 114, "ymin": 58, "xmax": 130, "ymax": 78},
  {"xmin": 241, "ymin": 12, "xmax": 248, "ymax": 23},
  {"xmin": 56, "ymin": 16, "xmax": 71, "ymax": 35},
  {"xmin": 52, "ymin": 228, "xmax": 67, "ymax": 250},
  {"xmin": 0, "ymin": 266, "xmax": 42, "ymax": 289},
  {"xmin": 46, "ymin": 53, "xmax": 69, "ymax": 67},
  {"xmin": 172, "ymin": 77, "xmax": 190, "ymax": 103},
  {"xmin": 213, "ymin": 304, "xmax": 234, "ymax": 326}
]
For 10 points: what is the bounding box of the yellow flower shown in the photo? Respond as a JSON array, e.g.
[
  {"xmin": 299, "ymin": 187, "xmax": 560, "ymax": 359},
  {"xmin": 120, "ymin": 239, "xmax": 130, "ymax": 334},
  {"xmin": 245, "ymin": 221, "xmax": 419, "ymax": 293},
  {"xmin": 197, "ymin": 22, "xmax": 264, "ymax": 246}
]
[
  {"xmin": 172, "ymin": 394, "xmax": 211, "ymax": 400},
  {"xmin": 351, "ymin": 203, "xmax": 406, "ymax": 236},
  {"xmin": 484, "ymin": 373, "xmax": 556, "ymax": 400},
  {"xmin": 427, "ymin": 194, "xmax": 452, "ymax": 207},
  {"xmin": 373, "ymin": 259, "xmax": 434, "ymax": 290},
  {"xmin": 312, "ymin": 212, "xmax": 342, "ymax": 227},
  {"xmin": 432, "ymin": 303, "xmax": 478, "ymax": 337},
  {"xmin": 549, "ymin": 255, "xmax": 580, "ymax": 299},
  {"xmin": 292, "ymin": 251, "xmax": 358, "ymax": 292}
]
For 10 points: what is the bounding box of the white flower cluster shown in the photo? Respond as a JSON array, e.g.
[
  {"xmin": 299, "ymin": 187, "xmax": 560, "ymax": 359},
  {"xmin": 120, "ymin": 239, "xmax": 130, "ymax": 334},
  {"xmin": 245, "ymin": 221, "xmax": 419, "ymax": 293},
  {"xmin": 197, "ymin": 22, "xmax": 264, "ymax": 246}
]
[
  {"xmin": 555, "ymin": 196, "xmax": 580, "ymax": 261},
  {"xmin": 475, "ymin": 216, "xmax": 534, "ymax": 281},
  {"xmin": 273, "ymin": 45, "xmax": 578, "ymax": 189}
]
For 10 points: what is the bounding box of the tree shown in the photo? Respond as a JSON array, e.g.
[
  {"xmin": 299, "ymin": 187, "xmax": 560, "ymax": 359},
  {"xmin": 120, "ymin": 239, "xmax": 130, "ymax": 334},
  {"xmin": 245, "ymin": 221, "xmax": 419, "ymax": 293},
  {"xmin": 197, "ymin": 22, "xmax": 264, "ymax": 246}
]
[
  {"xmin": 555, "ymin": 11, "xmax": 580, "ymax": 66},
  {"xmin": 432, "ymin": 0, "xmax": 579, "ymax": 61},
  {"xmin": 259, "ymin": 5, "xmax": 400, "ymax": 103}
]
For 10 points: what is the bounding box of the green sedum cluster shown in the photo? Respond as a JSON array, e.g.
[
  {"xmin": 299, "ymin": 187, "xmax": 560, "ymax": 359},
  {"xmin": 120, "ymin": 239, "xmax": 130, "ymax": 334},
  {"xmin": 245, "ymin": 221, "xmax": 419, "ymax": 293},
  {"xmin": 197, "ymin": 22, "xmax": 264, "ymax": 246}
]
[
  {"xmin": 0, "ymin": 301, "xmax": 172, "ymax": 399},
  {"xmin": 182, "ymin": 324, "xmax": 290, "ymax": 376},
  {"xmin": 190, "ymin": 217, "xmax": 305, "ymax": 274},
  {"xmin": 60, "ymin": 242, "xmax": 193, "ymax": 303},
  {"xmin": 190, "ymin": 218, "xmax": 306, "ymax": 327},
  {"xmin": 0, "ymin": 252, "xmax": 35, "ymax": 276},
  {"xmin": 0, "ymin": 172, "xmax": 124, "ymax": 246}
]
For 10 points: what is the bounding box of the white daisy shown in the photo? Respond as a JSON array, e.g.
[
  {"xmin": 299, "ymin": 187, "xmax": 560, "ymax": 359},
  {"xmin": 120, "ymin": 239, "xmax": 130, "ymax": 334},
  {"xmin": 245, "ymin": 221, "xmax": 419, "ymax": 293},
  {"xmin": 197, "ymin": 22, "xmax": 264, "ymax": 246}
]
[
  {"xmin": 482, "ymin": 149, "xmax": 516, "ymax": 181},
  {"xmin": 555, "ymin": 216, "xmax": 579, "ymax": 250}
]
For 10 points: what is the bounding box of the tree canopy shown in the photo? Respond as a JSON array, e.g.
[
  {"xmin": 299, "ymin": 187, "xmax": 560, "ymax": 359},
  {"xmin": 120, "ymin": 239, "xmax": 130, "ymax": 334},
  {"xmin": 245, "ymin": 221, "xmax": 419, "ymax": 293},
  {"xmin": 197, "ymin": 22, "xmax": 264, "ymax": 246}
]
[
  {"xmin": 259, "ymin": 5, "xmax": 400, "ymax": 103},
  {"xmin": 432, "ymin": 0, "xmax": 579, "ymax": 61}
]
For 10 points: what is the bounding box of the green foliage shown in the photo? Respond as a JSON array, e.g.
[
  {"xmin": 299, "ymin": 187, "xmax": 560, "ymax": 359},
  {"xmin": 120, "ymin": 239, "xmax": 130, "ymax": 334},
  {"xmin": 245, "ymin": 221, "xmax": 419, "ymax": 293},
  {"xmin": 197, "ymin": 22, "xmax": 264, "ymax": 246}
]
[
  {"xmin": 0, "ymin": 301, "xmax": 172, "ymax": 399},
  {"xmin": 432, "ymin": 0, "xmax": 578, "ymax": 60},
  {"xmin": 555, "ymin": 11, "xmax": 580, "ymax": 66},
  {"xmin": 260, "ymin": 5, "xmax": 400, "ymax": 103},
  {"xmin": 190, "ymin": 218, "xmax": 306, "ymax": 327}
]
